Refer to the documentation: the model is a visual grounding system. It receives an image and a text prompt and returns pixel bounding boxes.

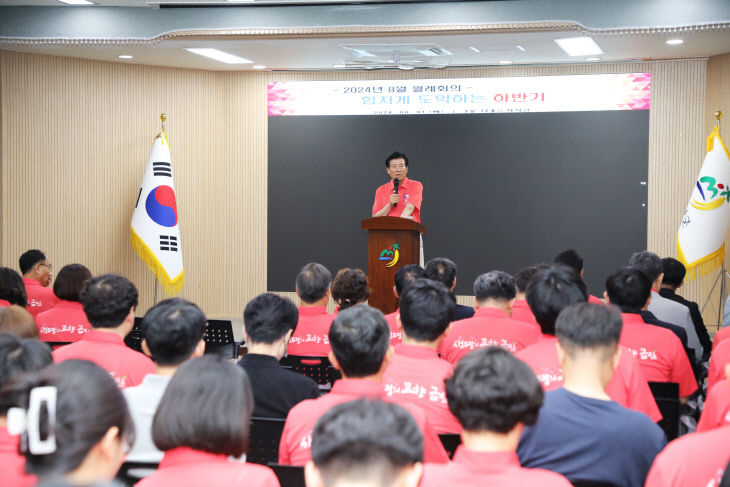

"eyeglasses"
[39,264,53,272]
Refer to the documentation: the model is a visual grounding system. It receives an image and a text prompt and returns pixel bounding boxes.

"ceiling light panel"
[554,37,604,56]
[185,48,252,64]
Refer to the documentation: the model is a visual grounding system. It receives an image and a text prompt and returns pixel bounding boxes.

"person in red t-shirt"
[421,347,571,487]
[0,267,28,308]
[36,264,93,343]
[330,268,370,313]
[306,398,424,487]
[18,249,58,317]
[53,274,154,388]
[372,151,423,222]
[440,271,540,364]
[511,265,547,329]
[708,339,730,392]
[384,264,426,346]
[287,262,334,357]
[697,379,730,432]
[383,279,462,434]
[0,305,38,339]
[553,249,605,304]
[279,304,449,466]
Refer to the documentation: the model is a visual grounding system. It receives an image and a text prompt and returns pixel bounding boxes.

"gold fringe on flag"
[678,239,725,281]
[130,226,185,296]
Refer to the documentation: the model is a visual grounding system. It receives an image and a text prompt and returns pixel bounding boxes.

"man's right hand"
[389,193,400,205]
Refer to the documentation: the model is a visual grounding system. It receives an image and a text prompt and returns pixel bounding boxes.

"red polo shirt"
[713,326,730,351]
[137,447,279,487]
[0,299,9,307]
[287,306,333,357]
[440,308,541,364]
[278,378,449,466]
[708,338,730,391]
[421,446,572,487]
[516,336,662,422]
[372,177,423,222]
[52,329,154,389]
[510,300,540,330]
[36,300,92,343]
[645,424,730,487]
[0,426,35,487]
[697,380,730,432]
[588,294,604,304]
[620,313,697,397]
[383,343,461,434]
[384,308,403,345]
[23,278,58,317]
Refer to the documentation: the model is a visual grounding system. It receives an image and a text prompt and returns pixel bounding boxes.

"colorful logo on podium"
[379,243,400,268]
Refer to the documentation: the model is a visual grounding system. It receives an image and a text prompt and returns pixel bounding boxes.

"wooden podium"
[361,216,427,314]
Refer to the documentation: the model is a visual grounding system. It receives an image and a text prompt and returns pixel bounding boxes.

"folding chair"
[204,319,239,359]
[648,381,681,441]
[123,317,144,353]
[248,416,287,465]
[438,433,461,459]
[280,355,340,388]
[269,464,306,487]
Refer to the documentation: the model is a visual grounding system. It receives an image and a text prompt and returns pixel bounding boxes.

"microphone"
[393,178,399,208]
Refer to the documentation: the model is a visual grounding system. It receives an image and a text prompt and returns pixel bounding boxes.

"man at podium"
[372,151,423,223]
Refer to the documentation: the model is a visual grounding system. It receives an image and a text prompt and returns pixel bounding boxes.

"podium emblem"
[379,243,400,268]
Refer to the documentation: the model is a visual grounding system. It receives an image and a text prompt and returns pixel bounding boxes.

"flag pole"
[151,113,167,306]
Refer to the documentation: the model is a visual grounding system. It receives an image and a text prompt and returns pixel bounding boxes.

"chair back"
[280,355,341,387]
[438,433,461,459]
[204,319,239,359]
[248,416,287,465]
[124,317,144,352]
[569,480,622,487]
[116,460,159,486]
[269,464,306,487]
[648,381,680,441]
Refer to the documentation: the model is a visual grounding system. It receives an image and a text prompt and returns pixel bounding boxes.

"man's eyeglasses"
[39,264,53,272]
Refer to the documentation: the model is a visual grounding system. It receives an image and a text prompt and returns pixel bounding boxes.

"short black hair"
[0,267,28,307]
[80,274,138,328]
[330,268,371,310]
[554,249,583,275]
[514,264,548,294]
[399,279,455,342]
[555,302,622,359]
[473,271,516,302]
[19,250,46,275]
[662,257,687,288]
[296,263,332,304]
[424,257,457,289]
[153,355,253,458]
[52,264,92,302]
[394,264,425,297]
[446,347,543,433]
[526,265,587,336]
[628,250,663,283]
[0,332,52,401]
[311,398,422,486]
[142,298,207,366]
[605,266,652,314]
[329,304,390,378]
[385,151,409,168]
[244,293,298,344]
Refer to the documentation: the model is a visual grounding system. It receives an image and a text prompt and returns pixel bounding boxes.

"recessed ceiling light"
[516,45,526,52]
[185,48,252,64]
[57,0,94,4]
[468,46,480,53]
[499,60,513,65]
[118,55,133,59]
[252,65,266,70]
[586,57,601,61]
[666,39,684,45]
[554,37,603,56]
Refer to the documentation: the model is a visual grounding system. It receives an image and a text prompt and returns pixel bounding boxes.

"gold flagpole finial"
[715,111,722,121]
[160,113,167,132]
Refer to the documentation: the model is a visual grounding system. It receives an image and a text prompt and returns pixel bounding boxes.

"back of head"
[514,264,548,294]
[555,303,622,360]
[52,264,92,302]
[445,347,543,433]
[0,267,28,307]
[554,249,583,276]
[296,263,332,304]
[526,265,587,336]
[19,250,46,276]
[399,279,455,342]
[0,332,52,403]
[605,266,652,314]
[0,305,38,339]
[628,250,663,283]
[330,268,371,310]
[311,398,422,487]
[473,271,516,303]
[329,304,390,378]
[80,274,138,328]
[4,360,133,479]
[142,298,207,366]
[424,257,457,289]
[394,265,426,296]
[662,257,687,288]
[244,293,298,344]
[152,355,253,458]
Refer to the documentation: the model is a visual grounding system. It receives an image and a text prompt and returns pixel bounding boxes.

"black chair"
[248,416,287,465]
[280,355,341,388]
[123,317,145,353]
[569,480,622,487]
[116,460,159,486]
[269,464,306,487]
[648,381,681,441]
[204,319,239,359]
[43,341,71,350]
[438,433,461,459]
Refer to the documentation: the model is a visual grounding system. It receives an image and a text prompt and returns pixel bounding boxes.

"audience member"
[139,355,279,487]
[553,249,603,304]
[279,304,448,466]
[714,323,730,351]
[330,268,370,312]
[0,267,28,307]
[707,339,730,391]
[3,359,134,486]
[239,293,319,418]
[0,305,38,339]
[440,271,540,364]
[511,265,545,327]
[425,257,474,321]
[696,378,730,432]
[36,264,92,343]
[288,263,333,357]
[517,303,666,486]
[123,298,207,464]
[605,267,697,399]
[306,399,423,487]
[421,347,571,487]
[53,274,154,388]
[19,250,58,317]
[516,265,661,421]
[384,264,425,345]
